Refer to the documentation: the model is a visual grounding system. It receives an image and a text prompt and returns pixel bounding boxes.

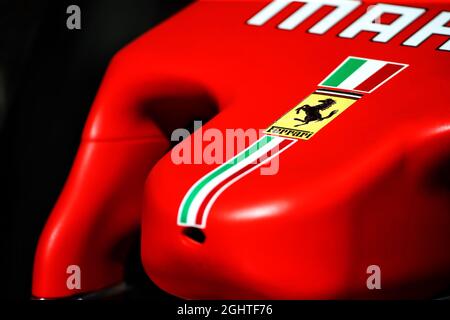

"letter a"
[66,265,81,290]
[66,5,81,30]
[366,265,381,290]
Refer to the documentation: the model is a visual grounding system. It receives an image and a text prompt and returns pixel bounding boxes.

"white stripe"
[315,90,360,99]
[200,139,296,228]
[179,136,285,226]
[338,59,386,90]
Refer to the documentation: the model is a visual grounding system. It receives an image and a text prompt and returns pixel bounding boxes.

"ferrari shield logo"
[265,91,359,140]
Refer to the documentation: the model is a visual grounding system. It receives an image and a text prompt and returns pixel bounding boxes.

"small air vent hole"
[183,227,206,244]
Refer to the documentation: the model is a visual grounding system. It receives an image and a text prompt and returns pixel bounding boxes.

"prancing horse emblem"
[294,98,338,126]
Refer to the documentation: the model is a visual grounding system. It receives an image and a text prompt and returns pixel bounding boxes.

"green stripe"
[179,135,273,223]
[322,58,367,87]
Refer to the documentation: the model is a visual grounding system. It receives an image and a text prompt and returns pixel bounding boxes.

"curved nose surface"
[141,111,450,299]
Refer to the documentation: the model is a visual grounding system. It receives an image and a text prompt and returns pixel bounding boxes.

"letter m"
[247,0,361,34]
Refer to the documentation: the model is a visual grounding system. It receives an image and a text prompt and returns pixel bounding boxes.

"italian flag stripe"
[321,57,366,87]
[321,57,407,93]
[178,135,296,228]
[194,138,294,226]
[354,63,405,92]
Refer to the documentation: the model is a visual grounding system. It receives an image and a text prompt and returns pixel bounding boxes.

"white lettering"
[403,11,450,51]
[248,0,360,34]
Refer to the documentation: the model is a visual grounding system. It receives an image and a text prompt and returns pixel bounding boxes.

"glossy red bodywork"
[33,0,450,299]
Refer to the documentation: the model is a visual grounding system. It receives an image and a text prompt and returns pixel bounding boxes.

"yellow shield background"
[265,93,357,140]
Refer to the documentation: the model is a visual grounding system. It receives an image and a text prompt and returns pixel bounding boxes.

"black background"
[0,0,192,300]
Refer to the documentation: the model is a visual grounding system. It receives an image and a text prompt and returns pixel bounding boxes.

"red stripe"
[354,63,404,92]
[195,162,256,225]
[195,139,292,226]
